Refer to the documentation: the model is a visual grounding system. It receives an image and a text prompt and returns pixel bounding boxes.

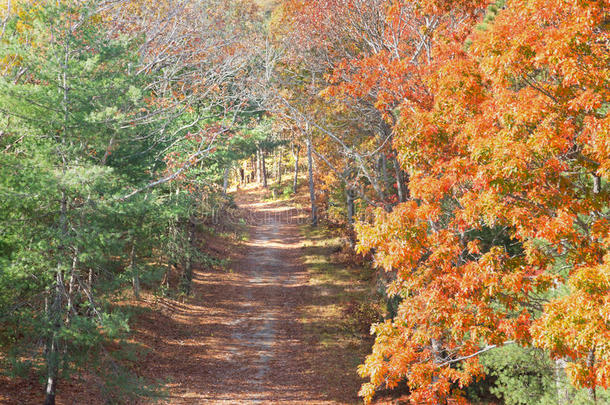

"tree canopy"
[1,0,608,403]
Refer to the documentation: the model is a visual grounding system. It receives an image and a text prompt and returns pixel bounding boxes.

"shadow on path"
[133,188,353,404]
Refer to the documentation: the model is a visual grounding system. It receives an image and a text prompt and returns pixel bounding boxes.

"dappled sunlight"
[122,187,349,404]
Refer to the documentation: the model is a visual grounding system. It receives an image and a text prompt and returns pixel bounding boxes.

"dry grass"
[298,224,383,405]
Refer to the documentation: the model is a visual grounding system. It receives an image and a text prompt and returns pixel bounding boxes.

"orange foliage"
[353,0,609,402]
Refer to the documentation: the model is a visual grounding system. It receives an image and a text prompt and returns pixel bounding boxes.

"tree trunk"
[346,188,355,224]
[262,151,268,188]
[181,220,194,295]
[307,138,317,226]
[45,32,74,404]
[44,269,63,405]
[393,157,408,203]
[587,348,597,403]
[162,260,171,293]
[430,338,445,404]
[129,240,140,300]
[293,144,300,194]
[43,364,58,405]
[45,188,68,405]
[376,153,387,205]
[44,279,62,404]
[223,167,229,195]
[277,147,282,186]
[381,153,388,192]
[555,358,573,404]
[65,250,78,323]
[250,155,256,183]
[66,257,76,316]
[256,148,261,184]
[593,174,601,194]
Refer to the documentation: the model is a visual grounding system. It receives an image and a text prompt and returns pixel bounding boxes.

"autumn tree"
[356,0,609,403]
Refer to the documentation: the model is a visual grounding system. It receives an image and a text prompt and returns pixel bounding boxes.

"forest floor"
[1,185,377,404]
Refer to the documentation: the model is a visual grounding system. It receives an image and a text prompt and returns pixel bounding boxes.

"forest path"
[135,187,342,404]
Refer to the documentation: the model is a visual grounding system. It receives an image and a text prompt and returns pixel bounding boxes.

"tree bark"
[43,364,58,405]
[162,260,172,293]
[44,268,63,405]
[376,154,386,202]
[256,148,262,184]
[587,348,597,403]
[277,146,282,186]
[430,338,445,404]
[381,153,388,192]
[129,240,140,299]
[46,33,72,401]
[223,167,229,195]
[181,220,194,295]
[65,249,78,323]
[45,188,68,405]
[307,137,317,226]
[293,144,300,194]
[262,150,268,188]
[555,358,573,405]
[346,187,355,224]
[250,155,256,183]
[393,157,408,203]
[593,174,601,194]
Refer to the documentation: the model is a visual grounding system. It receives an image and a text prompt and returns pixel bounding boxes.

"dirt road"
[133,189,352,404]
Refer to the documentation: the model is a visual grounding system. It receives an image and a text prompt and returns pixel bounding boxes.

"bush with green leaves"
[478,345,610,405]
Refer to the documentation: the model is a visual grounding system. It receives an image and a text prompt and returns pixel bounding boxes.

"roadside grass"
[299,224,383,404]
[257,176,308,206]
